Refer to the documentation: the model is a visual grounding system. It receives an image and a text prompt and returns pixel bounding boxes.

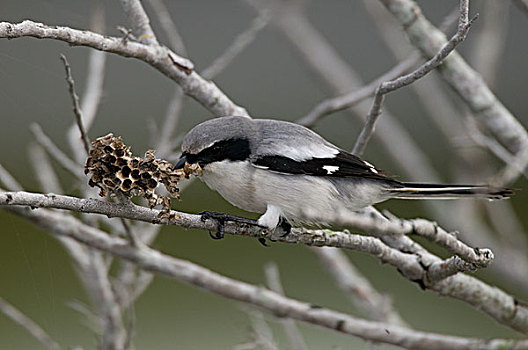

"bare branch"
[264,262,308,350]
[202,9,271,80]
[0,191,491,266]
[68,6,106,164]
[155,88,184,158]
[28,143,64,194]
[297,53,421,127]
[82,251,127,350]
[119,0,159,45]
[236,310,278,350]
[513,0,528,17]
[492,146,528,187]
[0,164,23,191]
[146,0,186,53]
[3,190,528,335]
[252,0,442,183]
[0,296,60,350]
[352,0,476,155]
[378,0,528,154]
[0,20,249,117]
[3,203,528,346]
[465,117,528,181]
[29,124,85,179]
[60,55,91,156]
[314,247,406,326]
[363,1,464,146]
[469,1,510,87]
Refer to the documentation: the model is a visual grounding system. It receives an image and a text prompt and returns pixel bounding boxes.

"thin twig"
[120,217,140,247]
[250,0,442,183]
[513,0,528,17]
[29,124,85,179]
[465,117,528,181]
[0,296,61,350]
[155,88,184,158]
[469,1,510,88]
[492,146,528,187]
[352,0,476,156]
[297,53,421,127]
[236,310,278,350]
[67,6,106,164]
[313,247,407,326]
[364,1,463,144]
[146,0,186,53]
[264,262,308,350]
[378,0,528,154]
[202,9,271,80]
[0,163,23,191]
[59,55,91,156]
[28,143,64,194]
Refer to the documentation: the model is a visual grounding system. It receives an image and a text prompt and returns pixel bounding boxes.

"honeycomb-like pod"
[85,133,201,216]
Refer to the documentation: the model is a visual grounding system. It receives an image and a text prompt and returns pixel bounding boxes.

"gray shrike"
[175,116,511,233]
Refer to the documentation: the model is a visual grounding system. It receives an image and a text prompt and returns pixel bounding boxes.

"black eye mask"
[187,138,251,167]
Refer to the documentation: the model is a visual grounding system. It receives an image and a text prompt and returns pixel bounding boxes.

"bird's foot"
[278,217,292,237]
[199,211,260,240]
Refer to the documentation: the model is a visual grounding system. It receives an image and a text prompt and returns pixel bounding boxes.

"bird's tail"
[388,183,513,200]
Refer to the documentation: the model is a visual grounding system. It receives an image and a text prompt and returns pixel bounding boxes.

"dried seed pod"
[85,133,200,216]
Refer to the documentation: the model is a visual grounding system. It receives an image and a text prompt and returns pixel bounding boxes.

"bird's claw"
[209,231,224,240]
[258,238,269,247]
[278,217,292,237]
[199,211,260,241]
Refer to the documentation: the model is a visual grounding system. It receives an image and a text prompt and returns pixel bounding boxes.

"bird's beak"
[175,154,188,169]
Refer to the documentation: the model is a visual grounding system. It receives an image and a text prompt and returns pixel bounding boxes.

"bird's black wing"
[252,150,391,180]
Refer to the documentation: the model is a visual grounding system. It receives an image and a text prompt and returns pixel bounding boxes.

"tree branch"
[251,0,442,184]
[2,190,528,334]
[314,247,407,326]
[59,54,91,156]
[67,6,106,164]
[119,0,159,45]
[0,20,248,117]
[352,0,475,155]
[0,190,491,267]
[29,123,85,179]
[3,202,528,348]
[297,53,421,127]
[202,9,271,80]
[378,0,528,154]
[0,296,60,350]
[264,262,308,350]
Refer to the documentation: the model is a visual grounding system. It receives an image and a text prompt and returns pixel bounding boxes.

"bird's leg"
[278,216,292,237]
[199,211,260,240]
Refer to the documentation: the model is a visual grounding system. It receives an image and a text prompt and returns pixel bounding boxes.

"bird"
[174,116,512,235]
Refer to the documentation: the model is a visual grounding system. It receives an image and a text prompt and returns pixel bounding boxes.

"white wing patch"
[272,145,339,161]
[363,160,378,174]
[252,164,269,170]
[322,165,340,174]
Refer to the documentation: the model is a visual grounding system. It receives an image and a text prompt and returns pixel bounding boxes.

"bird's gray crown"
[181,116,254,155]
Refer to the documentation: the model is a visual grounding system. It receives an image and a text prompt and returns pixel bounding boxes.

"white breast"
[200,161,266,213]
[200,161,393,226]
[200,160,342,223]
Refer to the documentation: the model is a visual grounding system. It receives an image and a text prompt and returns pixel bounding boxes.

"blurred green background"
[1,0,527,349]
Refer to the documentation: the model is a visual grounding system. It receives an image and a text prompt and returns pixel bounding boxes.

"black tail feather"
[389,183,513,200]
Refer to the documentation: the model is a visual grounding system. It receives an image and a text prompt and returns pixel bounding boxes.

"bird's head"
[175,116,254,170]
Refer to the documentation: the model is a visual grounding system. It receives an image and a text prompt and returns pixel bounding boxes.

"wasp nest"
[84,133,201,216]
